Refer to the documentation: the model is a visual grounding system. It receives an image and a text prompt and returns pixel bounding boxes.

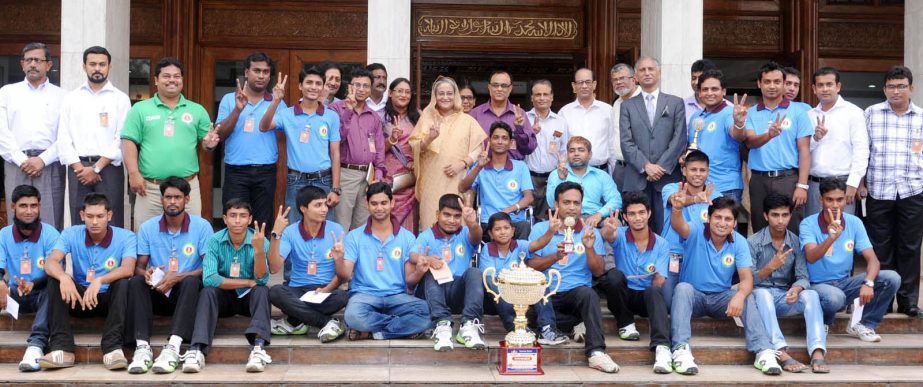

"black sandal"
[779,356,808,373]
[811,358,831,373]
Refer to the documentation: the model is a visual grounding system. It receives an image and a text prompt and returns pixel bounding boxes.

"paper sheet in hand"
[238,288,252,298]
[429,264,454,284]
[300,290,331,304]
[4,295,19,319]
[149,268,172,297]
[732,316,744,328]
[850,298,864,328]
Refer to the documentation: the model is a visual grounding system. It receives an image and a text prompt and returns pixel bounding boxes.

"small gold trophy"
[483,252,562,375]
[562,216,576,253]
[688,117,705,151]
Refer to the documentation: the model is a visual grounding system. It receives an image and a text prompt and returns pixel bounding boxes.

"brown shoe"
[38,350,75,369]
[348,329,372,341]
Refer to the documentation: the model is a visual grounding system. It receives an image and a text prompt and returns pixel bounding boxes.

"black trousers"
[67,161,125,228]
[597,269,670,350]
[126,275,202,343]
[269,284,348,328]
[549,286,606,357]
[47,277,128,353]
[190,286,271,355]
[223,164,277,227]
[642,185,666,234]
[867,193,923,308]
[749,173,803,233]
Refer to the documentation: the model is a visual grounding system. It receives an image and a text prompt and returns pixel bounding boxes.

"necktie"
[645,94,656,126]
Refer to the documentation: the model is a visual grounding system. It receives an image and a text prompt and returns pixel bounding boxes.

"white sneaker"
[671,344,698,375]
[181,349,205,373]
[103,349,128,370]
[456,319,487,350]
[846,322,881,342]
[754,349,782,375]
[588,351,619,373]
[572,322,586,343]
[152,345,181,374]
[270,317,308,335]
[653,345,673,374]
[618,323,640,341]
[245,347,272,373]
[318,318,345,343]
[432,320,454,351]
[18,345,43,372]
[128,345,153,374]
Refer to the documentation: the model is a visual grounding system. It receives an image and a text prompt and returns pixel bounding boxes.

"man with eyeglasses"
[470,69,537,160]
[610,63,641,191]
[0,42,66,230]
[560,68,615,174]
[863,66,923,317]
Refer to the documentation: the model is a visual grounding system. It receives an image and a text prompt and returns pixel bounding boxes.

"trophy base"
[497,341,544,375]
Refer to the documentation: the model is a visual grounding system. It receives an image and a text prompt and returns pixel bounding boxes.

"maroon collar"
[294,101,326,116]
[159,213,191,233]
[487,240,519,257]
[431,224,461,239]
[625,228,656,252]
[817,212,846,233]
[300,220,328,241]
[84,226,114,248]
[492,157,513,171]
[363,215,401,236]
[262,92,273,101]
[703,223,733,243]
[756,98,791,111]
[704,100,729,113]
[12,222,42,243]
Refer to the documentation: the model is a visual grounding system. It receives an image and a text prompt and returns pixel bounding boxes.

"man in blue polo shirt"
[40,193,135,370]
[739,61,813,233]
[599,192,672,374]
[268,186,348,343]
[546,136,621,229]
[669,195,780,376]
[528,182,619,373]
[459,121,534,240]
[335,182,430,340]
[126,177,212,374]
[0,185,60,372]
[214,52,284,227]
[414,193,484,351]
[801,178,900,343]
[687,70,745,202]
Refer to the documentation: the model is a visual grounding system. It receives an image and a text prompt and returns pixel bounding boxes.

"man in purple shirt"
[329,68,386,230]
[469,70,537,160]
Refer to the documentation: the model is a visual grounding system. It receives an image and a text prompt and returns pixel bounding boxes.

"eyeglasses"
[885,84,910,91]
[489,83,512,90]
[21,58,48,64]
[351,83,371,90]
[573,80,594,87]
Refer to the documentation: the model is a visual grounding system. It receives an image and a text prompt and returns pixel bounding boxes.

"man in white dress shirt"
[610,63,642,191]
[526,79,569,221]
[559,68,614,173]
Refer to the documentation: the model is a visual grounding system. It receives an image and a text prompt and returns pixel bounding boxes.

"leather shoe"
[898,306,920,317]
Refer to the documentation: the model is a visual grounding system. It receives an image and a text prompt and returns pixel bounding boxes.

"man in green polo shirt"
[121,57,220,228]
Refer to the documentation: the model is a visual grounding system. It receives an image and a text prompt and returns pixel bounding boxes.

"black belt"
[79,156,102,163]
[752,169,797,178]
[342,163,369,172]
[146,174,196,185]
[809,175,848,183]
[614,160,627,167]
[288,168,332,179]
[593,162,609,171]
[530,170,551,178]
[24,149,44,157]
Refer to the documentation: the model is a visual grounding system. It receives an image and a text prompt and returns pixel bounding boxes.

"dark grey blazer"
[619,91,687,192]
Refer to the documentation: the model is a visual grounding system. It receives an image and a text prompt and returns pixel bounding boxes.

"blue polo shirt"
[528,220,605,292]
[746,99,813,171]
[611,227,669,291]
[679,221,752,293]
[344,218,416,296]
[688,103,743,192]
[54,226,136,293]
[137,213,211,273]
[469,159,533,223]
[414,225,477,277]
[216,92,286,165]
[280,220,345,288]
[661,182,722,255]
[0,223,59,287]
[546,165,621,217]
[479,240,531,273]
[274,103,341,173]
[799,213,872,284]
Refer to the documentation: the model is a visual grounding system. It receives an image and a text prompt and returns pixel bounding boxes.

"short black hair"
[155,57,184,77]
[490,68,512,81]
[244,51,273,70]
[554,181,583,203]
[697,69,725,90]
[782,66,801,80]
[223,198,252,215]
[350,68,373,83]
[758,61,785,82]
[82,193,111,211]
[819,177,847,196]
[684,149,710,166]
[366,63,387,74]
[621,191,651,213]
[486,211,512,232]
[885,66,913,86]
[707,197,738,220]
[813,66,840,84]
[691,59,717,74]
[82,46,111,64]
[299,65,324,84]
[296,185,328,211]
[384,77,420,125]
[366,181,393,201]
[574,67,596,81]
[762,193,793,214]
[159,176,191,196]
[11,184,40,204]
[489,121,513,138]
[438,194,463,212]
[22,42,50,60]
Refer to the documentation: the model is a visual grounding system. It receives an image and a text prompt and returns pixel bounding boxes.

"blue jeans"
[11,287,48,348]
[283,173,332,285]
[721,189,743,205]
[344,292,431,339]
[662,253,683,308]
[423,267,484,324]
[752,287,826,356]
[485,280,557,332]
[812,270,900,329]
[670,282,771,353]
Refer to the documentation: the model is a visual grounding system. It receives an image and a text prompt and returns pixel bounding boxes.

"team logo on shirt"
[455,244,465,257]
[104,257,117,270]
[506,180,519,191]
[390,247,403,260]
[325,248,334,260]
[700,208,708,222]
[574,243,586,255]
[844,240,855,252]
[36,256,45,269]
[780,118,792,130]
[706,121,717,132]
[181,112,193,124]
[721,253,735,267]
[319,125,329,139]
[182,243,196,257]
[645,263,656,273]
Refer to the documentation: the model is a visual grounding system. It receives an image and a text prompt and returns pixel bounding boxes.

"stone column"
[907,1,923,105]
[367,0,411,80]
[640,0,703,98]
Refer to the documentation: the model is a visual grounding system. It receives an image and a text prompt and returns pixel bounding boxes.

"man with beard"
[214,52,285,227]
[0,185,61,371]
[610,63,641,190]
[0,42,66,230]
[57,46,131,228]
[366,63,388,112]
[546,136,621,229]
[126,177,213,374]
[470,69,537,160]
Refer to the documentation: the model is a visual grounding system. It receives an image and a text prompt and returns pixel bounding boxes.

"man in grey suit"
[619,56,687,234]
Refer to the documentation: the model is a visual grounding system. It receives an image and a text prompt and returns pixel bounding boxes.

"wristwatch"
[92,163,102,174]
[270,231,282,240]
[796,183,809,191]
[863,279,875,288]
[331,187,342,195]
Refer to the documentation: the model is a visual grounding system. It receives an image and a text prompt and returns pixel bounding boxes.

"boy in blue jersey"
[528,182,619,373]
[40,193,136,370]
[599,192,672,374]
[413,194,485,351]
[459,121,534,240]
[801,178,900,343]
[335,182,430,340]
[126,177,212,374]
[687,70,744,202]
[268,186,348,342]
[0,185,60,371]
[181,199,278,374]
[669,195,781,376]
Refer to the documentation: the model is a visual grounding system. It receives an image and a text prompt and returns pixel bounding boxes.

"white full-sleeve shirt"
[57,81,132,166]
[0,78,64,166]
[807,95,869,188]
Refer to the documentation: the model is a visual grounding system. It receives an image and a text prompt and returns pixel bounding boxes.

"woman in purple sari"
[382,78,420,232]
